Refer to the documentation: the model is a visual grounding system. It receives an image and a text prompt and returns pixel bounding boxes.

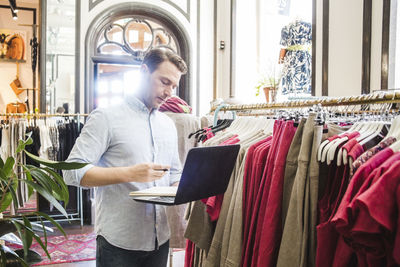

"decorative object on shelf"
[0,33,9,58]
[0,134,88,266]
[10,62,24,96]
[0,29,26,60]
[6,34,24,60]
[6,102,27,113]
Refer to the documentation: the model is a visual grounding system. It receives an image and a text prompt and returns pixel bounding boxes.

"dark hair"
[142,47,188,74]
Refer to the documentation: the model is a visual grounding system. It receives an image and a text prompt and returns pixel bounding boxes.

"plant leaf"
[0,158,4,169]
[0,169,8,183]
[38,217,47,247]
[24,170,34,198]
[24,150,88,170]
[13,220,51,260]
[22,217,33,250]
[30,230,51,260]
[43,168,69,206]
[34,211,67,237]
[8,180,19,213]
[3,157,15,177]
[0,244,28,267]
[22,180,68,218]
[11,220,27,258]
[16,140,26,154]
[0,248,6,267]
[29,167,63,200]
[0,191,13,213]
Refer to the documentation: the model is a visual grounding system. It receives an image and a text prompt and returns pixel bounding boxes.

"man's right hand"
[80,163,171,187]
[127,163,171,183]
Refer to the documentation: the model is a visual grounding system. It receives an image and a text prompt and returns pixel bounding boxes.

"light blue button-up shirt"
[63,95,182,251]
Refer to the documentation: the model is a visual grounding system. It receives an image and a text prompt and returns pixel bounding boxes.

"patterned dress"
[280,20,312,94]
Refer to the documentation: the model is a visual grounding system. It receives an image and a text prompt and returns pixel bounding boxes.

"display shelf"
[0,58,26,63]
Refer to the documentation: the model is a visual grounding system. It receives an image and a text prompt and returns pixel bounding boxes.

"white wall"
[371,0,383,92]
[328,0,363,97]
[215,0,231,100]
[314,0,323,96]
[0,0,39,112]
[197,0,215,115]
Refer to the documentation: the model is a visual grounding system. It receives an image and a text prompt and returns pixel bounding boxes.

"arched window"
[96,18,178,62]
[84,3,191,112]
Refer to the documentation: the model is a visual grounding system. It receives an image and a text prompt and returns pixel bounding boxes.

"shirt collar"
[126,94,156,114]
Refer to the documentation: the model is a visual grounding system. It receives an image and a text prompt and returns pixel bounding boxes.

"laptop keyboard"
[150,196,176,202]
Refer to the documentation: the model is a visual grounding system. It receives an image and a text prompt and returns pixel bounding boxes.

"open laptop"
[130,144,240,205]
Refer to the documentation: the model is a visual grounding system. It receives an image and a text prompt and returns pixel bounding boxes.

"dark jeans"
[96,235,169,267]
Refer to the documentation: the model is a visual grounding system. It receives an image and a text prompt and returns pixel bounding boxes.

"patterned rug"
[7,232,96,266]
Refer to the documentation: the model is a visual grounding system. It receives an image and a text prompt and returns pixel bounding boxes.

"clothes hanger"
[323,108,365,164]
[382,115,400,140]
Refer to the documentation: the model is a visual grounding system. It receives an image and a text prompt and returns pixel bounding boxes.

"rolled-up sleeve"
[169,126,182,186]
[63,109,110,187]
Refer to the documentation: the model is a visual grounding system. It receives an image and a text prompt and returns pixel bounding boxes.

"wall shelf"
[0,58,26,63]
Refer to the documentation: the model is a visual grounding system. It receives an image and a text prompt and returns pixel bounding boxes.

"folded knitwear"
[159,96,192,114]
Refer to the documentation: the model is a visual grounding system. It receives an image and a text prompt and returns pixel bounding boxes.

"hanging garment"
[165,112,200,249]
[255,120,297,267]
[280,20,312,95]
[277,114,316,267]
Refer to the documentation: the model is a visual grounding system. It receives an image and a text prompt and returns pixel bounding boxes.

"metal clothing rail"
[0,113,89,117]
[210,92,400,112]
[4,113,88,226]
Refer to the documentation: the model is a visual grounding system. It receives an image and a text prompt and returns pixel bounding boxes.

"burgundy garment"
[159,96,192,113]
[343,131,361,140]
[185,240,195,267]
[242,137,272,244]
[247,121,285,266]
[332,147,395,232]
[328,135,341,141]
[242,121,284,267]
[346,153,400,240]
[249,141,274,212]
[394,185,400,264]
[249,138,274,211]
[355,160,400,232]
[242,139,272,251]
[328,148,395,267]
[201,195,224,222]
[316,138,362,267]
[318,163,341,224]
[348,143,364,161]
[342,138,358,154]
[316,162,348,267]
[204,129,215,142]
[255,120,297,267]
[351,137,397,176]
[351,161,400,265]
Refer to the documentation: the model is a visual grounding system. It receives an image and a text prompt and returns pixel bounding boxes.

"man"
[63,48,187,267]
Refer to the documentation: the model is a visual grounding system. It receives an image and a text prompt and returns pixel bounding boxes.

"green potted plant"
[0,134,87,267]
[255,75,281,103]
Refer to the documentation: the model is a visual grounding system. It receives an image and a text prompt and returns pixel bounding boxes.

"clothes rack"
[210,92,400,113]
[2,113,88,226]
[183,92,400,267]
